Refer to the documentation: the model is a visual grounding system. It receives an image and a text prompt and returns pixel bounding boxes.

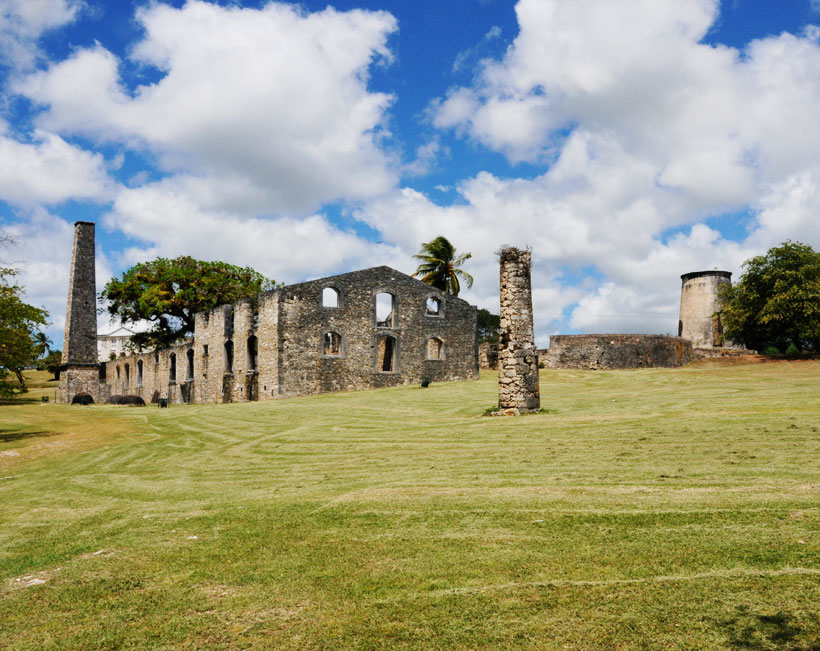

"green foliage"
[0,260,49,397]
[38,350,63,380]
[784,343,800,356]
[412,235,473,296]
[476,308,500,343]
[763,346,780,356]
[101,256,276,350]
[720,241,820,352]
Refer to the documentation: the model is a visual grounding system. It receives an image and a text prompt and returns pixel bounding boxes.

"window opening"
[225,340,234,374]
[426,297,441,316]
[137,359,143,386]
[376,335,396,372]
[169,353,177,383]
[427,337,443,360]
[203,344,209,357]
[186,349,194,380]
[323,332,342,357]
[116,365,121,380]
[322,287,340,308]
[247,335,258,371]
[154,351,159,364]
[99,364,106,382]
[124,364,129,388]
[376,293,395,327]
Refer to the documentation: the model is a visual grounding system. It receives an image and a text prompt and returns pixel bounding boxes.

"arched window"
[169,353,177,383]
[136,359,143,386]
[426,296,441,316]
[375,292,395,327]
[376,334,397,372]
[322,287,340,308]
[186,349,194,381]
[247,335,258,371]
[124,363,130,388]
[323,332,342,357]
[224,340,234,374]
[427,337,444,360]
[116,365,121,380]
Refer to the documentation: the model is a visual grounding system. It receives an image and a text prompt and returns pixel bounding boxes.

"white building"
[97,326,138,361]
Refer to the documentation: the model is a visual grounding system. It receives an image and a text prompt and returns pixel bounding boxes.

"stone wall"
[545,334,693,369]
[99,266,478,403]
[497,247,540,413]
[478,342,498,369]
[679,270,731,348]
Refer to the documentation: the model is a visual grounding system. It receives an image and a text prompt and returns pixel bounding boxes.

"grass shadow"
[0,427,51,444]
[720,605,820,650]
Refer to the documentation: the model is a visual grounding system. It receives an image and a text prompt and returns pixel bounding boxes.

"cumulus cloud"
[18,1,399,214]
[104,180,409,286]
[417,0,820,337]
[0,0,80,71]
[0,121,113,205]
[1,211,115,344]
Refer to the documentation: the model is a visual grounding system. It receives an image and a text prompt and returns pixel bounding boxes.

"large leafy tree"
[720,241,820,352]
[412,236,474,296]
[477,308,501,343]
[1,243,49,396]
[101,256,276,350]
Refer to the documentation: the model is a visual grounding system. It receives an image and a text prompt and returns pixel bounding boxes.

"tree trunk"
[14,369,26,388]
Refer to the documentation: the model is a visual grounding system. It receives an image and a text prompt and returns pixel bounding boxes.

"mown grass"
[1,361,819,649]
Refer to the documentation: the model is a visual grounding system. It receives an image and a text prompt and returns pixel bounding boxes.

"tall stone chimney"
[59,221,100,403]
[497,247,540,414]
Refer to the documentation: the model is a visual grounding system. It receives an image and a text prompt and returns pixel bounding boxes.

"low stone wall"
[545,334,693,370]
[692,346,757,359]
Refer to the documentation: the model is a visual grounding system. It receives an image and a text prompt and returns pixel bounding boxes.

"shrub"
[784,343,800,356]
[763,346,780,356]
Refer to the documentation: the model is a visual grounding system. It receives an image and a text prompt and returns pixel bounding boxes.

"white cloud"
[18,1,399,214]
[104,180,408,286]
[1,212,115,346]
[0,0,80,70]
[0,121,113,205]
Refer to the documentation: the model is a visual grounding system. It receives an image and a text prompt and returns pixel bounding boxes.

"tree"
[1,251,49,396]
[412,236,473,296]
[720,241,820,353]
[477,308,500,343]
[101,256,277,350]
[38,350,63,381]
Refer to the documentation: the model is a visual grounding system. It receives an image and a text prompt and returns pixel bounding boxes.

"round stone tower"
[678,270,731,348]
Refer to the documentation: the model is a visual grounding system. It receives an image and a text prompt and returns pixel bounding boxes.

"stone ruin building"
[496,247,540,414]
[58,222,479,404]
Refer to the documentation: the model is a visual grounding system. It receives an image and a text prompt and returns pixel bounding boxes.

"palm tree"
[412,236,474,296]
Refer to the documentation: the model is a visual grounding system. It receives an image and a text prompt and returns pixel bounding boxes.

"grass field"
[1,362,819,649]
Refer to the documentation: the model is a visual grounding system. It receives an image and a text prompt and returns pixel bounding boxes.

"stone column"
[59,221,100,403]
[497,247,540,414]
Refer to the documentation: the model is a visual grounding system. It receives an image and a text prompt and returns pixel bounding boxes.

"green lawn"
[2,361,819,649]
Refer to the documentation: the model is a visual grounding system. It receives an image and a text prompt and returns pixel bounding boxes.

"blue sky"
[2,0,820,348]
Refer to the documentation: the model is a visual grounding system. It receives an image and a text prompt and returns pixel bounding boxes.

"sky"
[1,0,820,348]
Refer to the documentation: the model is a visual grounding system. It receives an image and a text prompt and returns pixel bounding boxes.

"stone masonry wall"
[104,340,194,404]
[546,334,693,370]
[273,266,478,398]
[498,247,540,413]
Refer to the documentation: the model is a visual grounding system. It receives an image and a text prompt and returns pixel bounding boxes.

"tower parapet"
[59,221,100,403]
[497,247,540,414]
[678,270,731,348]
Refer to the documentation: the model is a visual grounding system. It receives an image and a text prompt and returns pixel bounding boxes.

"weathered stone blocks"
[497,247,540,414]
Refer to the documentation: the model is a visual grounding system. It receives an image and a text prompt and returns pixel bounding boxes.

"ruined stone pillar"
[679,270,732,348]
[59,221,100,403]
[498,247,540,414]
